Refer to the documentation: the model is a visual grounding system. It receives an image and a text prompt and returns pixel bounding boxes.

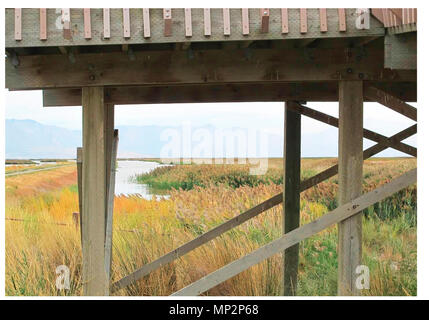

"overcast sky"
[5,89,417,157]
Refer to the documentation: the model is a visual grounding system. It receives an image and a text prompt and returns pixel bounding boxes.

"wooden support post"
[77,147,83,245]
[82,87,108,296]
[283,102,301,296]
[338,81,363,296]
[104,104,115,283]
[105,129,118,282]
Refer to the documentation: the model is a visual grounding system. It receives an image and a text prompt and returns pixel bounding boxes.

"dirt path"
[5,164,72,177]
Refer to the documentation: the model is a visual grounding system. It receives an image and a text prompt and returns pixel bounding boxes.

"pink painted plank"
[300,9,307,34]
[261,8,269,33]
[338,8,346,31]
[123,8,130,38]
[242,8,249,35]
[281,9,288,34]
[204,9,211,36]
[163,9,172,36]
[15,8,22,41]
[84,9,91,39]
[184,8,192,37]
[319,8,327,32]
[103,9,110,39]
[143,9,150,38]
[40,9,47,40]
[223,8,230,36]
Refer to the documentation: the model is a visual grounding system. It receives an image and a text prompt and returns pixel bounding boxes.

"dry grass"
[5,158,417,296]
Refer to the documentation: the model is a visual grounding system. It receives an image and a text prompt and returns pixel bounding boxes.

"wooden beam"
[42,82,417,106]
[287,102,416,157]
[281,9,289,34]
[103,9,110,39]
[163,9,172,37]
[241,9,249,35]
[8,46,415,90]
[364,85,417,121]
[105,129,118,286]
[39,9,47,40]
[283,103,301,295]
[83,9,92,39]
[82,86,108,296]
[223,9,230,36]
[338,9,347,31]
[184,9,192,37]
[300,9,307,34]
[319,9,327,32]
[203,9,211,36]
[62,9,71,40]
[142,9,150,38]
[77,147,83,245]
[123,9,130,38]
[111,123,416,293]
[338,81,363,296]
[172,169,417,296]
[15,9,22,41]
[261,9,269,33]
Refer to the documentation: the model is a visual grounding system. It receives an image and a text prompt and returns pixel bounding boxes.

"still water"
[115,160,169,199]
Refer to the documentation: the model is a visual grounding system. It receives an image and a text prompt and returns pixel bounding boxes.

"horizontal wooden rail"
[172,168,417,295]
[287,102,417,157]
[111,124,416,292]
[364,85,417,121]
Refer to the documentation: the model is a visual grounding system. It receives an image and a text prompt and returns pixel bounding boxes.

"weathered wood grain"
[338,81,363,296]
[82,86,108,296]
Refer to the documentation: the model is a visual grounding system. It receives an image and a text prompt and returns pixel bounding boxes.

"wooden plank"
[223,9,230,36]
[84,9,92,39]
[172,169,417,296]
[283,103,301,296]
[9,46,413,90]
[39,9,47,40]
[287,102,416,157]
[364,85,417,121]
[103,9,110,39]
[203,9,211,36]
[123,8,130,38]
[281,9,288,34]
[163,9,172,37]
[62,9,71,40]
[41,82,417,106]
[384,32,416,70]
[82,86,108,296]
[142,9,150,38]
[338,81,363,296]
[300,9,307,34]
[15,9,22,41]
[319,9,327,32]
[241,9,249,35]
[338,8,347,31]
[261,8,269,33]
[111,123,416,292]
[105,129,118,285]
[77,147,83,245]
[184,8,192,37]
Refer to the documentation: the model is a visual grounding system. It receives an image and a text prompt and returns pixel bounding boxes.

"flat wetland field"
[5,157,417,296]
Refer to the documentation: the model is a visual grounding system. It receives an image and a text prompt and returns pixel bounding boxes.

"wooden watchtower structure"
[5,8,417,296]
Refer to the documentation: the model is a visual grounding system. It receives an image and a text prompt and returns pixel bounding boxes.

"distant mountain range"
[5,119,410,159]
